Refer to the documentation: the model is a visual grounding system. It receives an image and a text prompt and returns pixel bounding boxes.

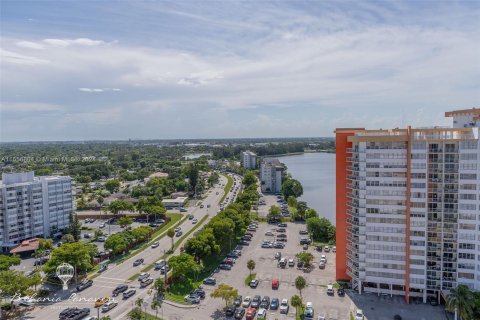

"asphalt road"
[27,173,240,320]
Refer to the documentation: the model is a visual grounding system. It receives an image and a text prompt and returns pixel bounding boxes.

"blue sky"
[1,0,479,141]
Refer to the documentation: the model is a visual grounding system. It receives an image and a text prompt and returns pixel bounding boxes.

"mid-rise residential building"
[241,151,257,169]
[0,172,73,252]
[260,158,284,193]
[335,108,480,304]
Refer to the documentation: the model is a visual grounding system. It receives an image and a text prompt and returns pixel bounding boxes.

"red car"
[272,279,279,289]
[245,308,257,320]
[224,258,235,266]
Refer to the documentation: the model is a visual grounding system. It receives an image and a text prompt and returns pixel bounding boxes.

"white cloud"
[0,49,50,65]
[78,87,121,92]
[177,71,224,86]
[16,41,44,50]
[43,38,106,47]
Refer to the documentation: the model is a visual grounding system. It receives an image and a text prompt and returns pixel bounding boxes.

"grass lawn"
[244,273,256,286]
[219,174,233,204]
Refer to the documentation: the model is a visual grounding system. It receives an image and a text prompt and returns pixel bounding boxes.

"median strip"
[219,174,233,204]
[128,214,210,281]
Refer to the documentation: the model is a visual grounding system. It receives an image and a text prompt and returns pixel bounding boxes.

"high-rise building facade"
[336,108,480,303]
[241,151,257,169]
[0,172,73,252]
[260,159,284,193]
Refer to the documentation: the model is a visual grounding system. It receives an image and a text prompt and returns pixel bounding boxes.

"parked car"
[234,295,242,307]
[288,258,295,267]
[257,308,267,319]
[280,299,289,314]
[219,263,232,270]
[270,297,279,310]
[337,288,345,297]
[249,279,259,288]
[176,231,183,237]
[251,295,261,308]
[175,227,181,232]
[226,305,236,316]
[224,258,235,265]
[192,219,198,224]
[123,288,136,299]
[242,296,252,308]
[303,244,309,250]
[304,302,314,319]
[133,258,144,266]
[355,309,365,320]
[275,252,282,260]
[76,279,93,292]
[245,308,257,320]
[97,236,106,242]
[190,288,205,299]
[327,284,334,295]
[203,277,216,285]
[272,279,279,289]
[299,230,308,235]
[428,296,439,306]
[319,261,326,269]
[151,241,159,248]
[184,294,200,304]
[112,284,128,297]
[260,296,270,309]
[234,307,245,319]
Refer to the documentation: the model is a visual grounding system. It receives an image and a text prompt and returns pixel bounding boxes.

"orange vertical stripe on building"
[335,129,361,281]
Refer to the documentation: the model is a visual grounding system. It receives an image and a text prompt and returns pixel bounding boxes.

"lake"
[275,152,336,224]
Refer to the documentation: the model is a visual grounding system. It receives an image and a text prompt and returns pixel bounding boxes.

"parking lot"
[194,221,445,320]
[256,194,288,218]
[198,221,343,319]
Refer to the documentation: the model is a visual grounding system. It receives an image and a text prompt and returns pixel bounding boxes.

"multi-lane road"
[28,173,241,320]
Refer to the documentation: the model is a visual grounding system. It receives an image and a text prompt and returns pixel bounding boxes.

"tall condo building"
[260,159,284,193]
[241,151,258,169]
[335,108,480,304]
[0,172,73,252]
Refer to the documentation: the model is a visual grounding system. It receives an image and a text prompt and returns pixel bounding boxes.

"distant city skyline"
[1,1,479,141]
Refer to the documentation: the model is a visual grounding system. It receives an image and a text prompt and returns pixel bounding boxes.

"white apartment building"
[241,151,257,169]
[0,172,73,252]
[335,108,480,304]
[260,159,284,193]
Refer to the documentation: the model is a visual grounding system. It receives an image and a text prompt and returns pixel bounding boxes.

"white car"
[242,296,251,308]
[304,302,314,319]
[192,219,198,224]
[151,241,159,248]
[355,309,364,320]
[257,308,267,318]
[288,258,295,267]
[280,299,289,314]
[101,300,118,312]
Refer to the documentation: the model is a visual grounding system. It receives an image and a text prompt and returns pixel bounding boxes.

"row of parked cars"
[226,295,290,319]
[58,307,91,320]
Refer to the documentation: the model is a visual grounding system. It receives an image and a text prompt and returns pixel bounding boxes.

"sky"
[1,0,479,141]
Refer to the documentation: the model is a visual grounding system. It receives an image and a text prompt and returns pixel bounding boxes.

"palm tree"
[135,297,144,309]
[151,300,161,319]
[247,259,255,277]
[295,276,306,297]
[291,294,302,318]
[447,284,474,320]
[167,228,175,252]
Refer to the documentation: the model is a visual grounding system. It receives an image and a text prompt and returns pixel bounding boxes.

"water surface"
[275,152,336,224]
